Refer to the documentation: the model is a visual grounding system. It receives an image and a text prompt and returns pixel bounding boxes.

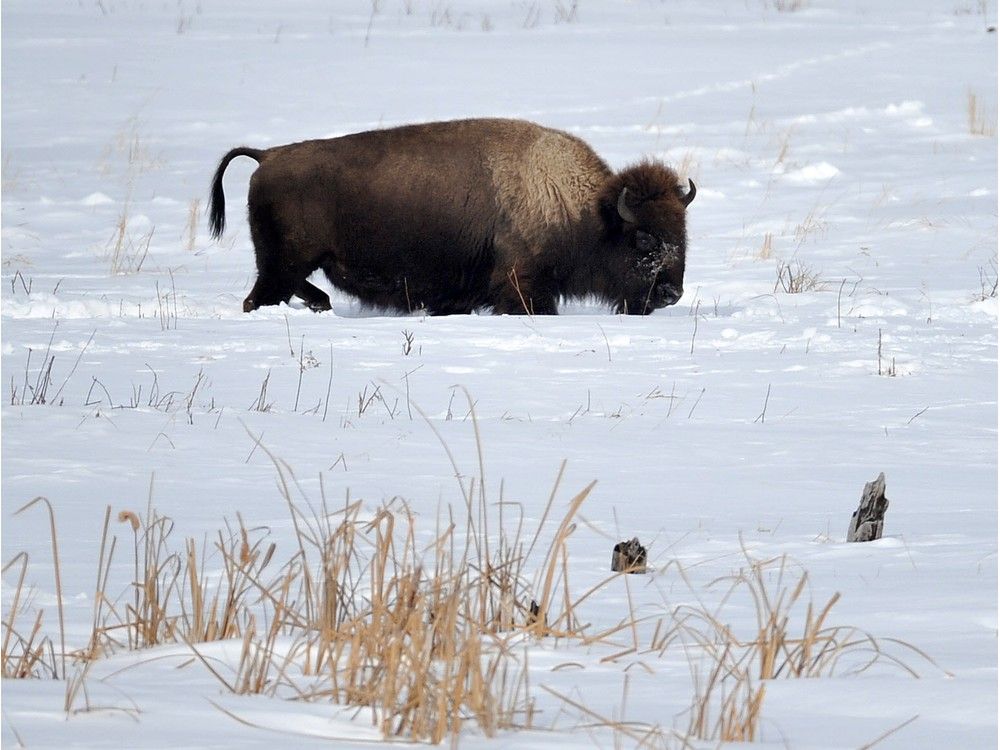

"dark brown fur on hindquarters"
[208,118,696,315]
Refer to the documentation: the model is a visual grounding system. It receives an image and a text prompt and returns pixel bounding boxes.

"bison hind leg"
[243,276,330,313]
[243,274,294,312]
[244,209,331,312]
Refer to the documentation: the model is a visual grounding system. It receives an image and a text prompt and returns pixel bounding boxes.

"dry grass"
[639,543,942,742]
[167,439,592,740]
[757,232,775,260]
[686,654,766,742]
[978,254,998,300]
[2,552,60,679]
[97,115,161,178]
[9,329,95,408]
[792,205,829,246]
[7,409,593,741]
[772,125,795,167]
[774,258,826,293]
[99,116,161,274]
[2,151,20,192]
[11,348,55,406]
[530,540,938,745]
[4,421,939,745]
[877,328,898,377]
[184,199,200,251]
[768,0,807,10]
[107,196,154,275]
[650,547,933,680]
[11,498,67,678]
[967,89,997,137]
[672,150,700,187]
[248,370,274,412]
[554,0,579,24]
[155,274,179,331]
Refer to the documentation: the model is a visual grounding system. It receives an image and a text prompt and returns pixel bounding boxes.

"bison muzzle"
[208,118,695,316]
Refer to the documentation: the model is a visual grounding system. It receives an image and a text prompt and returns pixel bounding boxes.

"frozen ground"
[1,1,997,748]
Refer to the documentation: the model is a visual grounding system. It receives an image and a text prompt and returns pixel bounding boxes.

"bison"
[208,118,695,315]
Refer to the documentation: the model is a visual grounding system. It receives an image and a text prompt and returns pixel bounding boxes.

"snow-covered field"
[2,1,997,747]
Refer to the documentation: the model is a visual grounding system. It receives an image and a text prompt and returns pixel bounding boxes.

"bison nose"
[660,284,683,306]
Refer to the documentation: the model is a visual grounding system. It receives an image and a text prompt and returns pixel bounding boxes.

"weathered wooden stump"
[847,472,889,542]
[611,537,647,573]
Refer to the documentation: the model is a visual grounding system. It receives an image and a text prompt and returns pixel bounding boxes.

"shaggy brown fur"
[209,118,695,315]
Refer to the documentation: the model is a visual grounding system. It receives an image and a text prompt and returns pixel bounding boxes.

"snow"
[2,1,997,748]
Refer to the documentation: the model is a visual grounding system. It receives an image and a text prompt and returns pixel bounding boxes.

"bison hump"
[486,128,610,241]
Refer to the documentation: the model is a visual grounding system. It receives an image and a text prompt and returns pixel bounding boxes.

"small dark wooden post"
[611,537,647,573]
[847,472,889,542]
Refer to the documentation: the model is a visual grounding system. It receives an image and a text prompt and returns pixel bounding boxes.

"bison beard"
[208,118,695,316]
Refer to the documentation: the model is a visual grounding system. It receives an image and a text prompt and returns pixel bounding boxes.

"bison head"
[598,163,695,315]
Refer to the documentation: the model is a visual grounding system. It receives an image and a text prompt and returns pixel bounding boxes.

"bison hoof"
[306,299,332,313]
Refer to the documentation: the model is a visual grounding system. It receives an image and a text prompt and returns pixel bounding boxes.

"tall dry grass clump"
[233,439,593,741]
[655,545,935,682]
[637,542,943,743]
[289,501,536,740]
[9,420,592,743]
[686,654,766,743]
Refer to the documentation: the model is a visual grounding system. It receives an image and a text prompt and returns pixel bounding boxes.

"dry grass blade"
[80,506,117,661]
[530,480,595,636]
[540,683,675,746]
[2,552,59,679]
[967,89,997,137]
[14,497,66,678]
[858,713,920,749]
[206,698,416,744]
[183,636,237,692]
[2,552,31,675]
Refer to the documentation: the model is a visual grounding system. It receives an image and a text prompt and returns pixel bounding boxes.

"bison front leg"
[489,264,558,315]
[296,280,332,312]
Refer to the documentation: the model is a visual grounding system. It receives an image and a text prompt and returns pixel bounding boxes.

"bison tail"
[208,147,265,239]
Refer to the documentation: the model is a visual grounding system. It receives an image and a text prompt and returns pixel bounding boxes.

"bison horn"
[680,178,697,207]
[617,188,638,224]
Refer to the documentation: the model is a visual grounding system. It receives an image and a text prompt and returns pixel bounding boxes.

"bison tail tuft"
[208,147,264,239]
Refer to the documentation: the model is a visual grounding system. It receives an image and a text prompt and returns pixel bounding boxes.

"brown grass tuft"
[774,258,826,294]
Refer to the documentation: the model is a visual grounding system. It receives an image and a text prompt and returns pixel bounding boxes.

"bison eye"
[635,231,658,253]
